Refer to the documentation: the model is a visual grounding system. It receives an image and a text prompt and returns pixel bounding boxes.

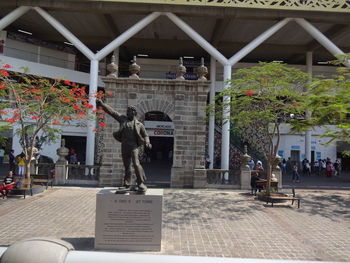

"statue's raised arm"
[96,98,122,123]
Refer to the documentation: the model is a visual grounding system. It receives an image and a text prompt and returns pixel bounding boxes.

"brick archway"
[137,99,175,121]
[99,77,209,188]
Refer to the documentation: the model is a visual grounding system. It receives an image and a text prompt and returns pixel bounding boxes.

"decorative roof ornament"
[241,144,251,169]
[197,57,208,81]
[176,57,186,80]
[106,55,118,78]
[129,56,140,79]
[56,138,69,164]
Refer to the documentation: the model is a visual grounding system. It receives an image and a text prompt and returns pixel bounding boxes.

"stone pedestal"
[193,169,207,188]
[240,167,251,190]
[55,162,67,185]
[273,169,283,190]
[95,189,163,251]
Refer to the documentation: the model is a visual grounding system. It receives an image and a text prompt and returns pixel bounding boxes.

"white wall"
[274,125,338,162]
[0,54,104,87]
[276,134,337,162]
[12,122,87,162]
[4,38,75,69]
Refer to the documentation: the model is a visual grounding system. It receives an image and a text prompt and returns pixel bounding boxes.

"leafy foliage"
[212,62,309,194]
[291,55,350,145]
[0,63,104,177]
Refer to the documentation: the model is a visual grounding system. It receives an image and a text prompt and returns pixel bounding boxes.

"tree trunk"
[266,161,272,196]
[25,160,31,179]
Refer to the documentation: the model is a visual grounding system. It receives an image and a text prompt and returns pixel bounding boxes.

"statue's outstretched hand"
[145,143,152,150]
[96,98,102,107]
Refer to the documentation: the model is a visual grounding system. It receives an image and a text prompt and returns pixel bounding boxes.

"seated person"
[270,173,278,192]
[271,173,278,182]
[251,172,263,195]
[0,171,17,199]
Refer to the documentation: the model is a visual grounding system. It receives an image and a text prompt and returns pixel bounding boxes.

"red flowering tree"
[0,64,101,179]
[213,62,308,195]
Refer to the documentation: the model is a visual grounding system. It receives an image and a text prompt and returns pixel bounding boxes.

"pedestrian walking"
[0,147,4,165]
[16,152,25,178]
[292,163,300,183]
[8,150,15,173]
[326,162,334,177]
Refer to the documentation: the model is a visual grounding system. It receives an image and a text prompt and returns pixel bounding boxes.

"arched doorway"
[143,111,173,187]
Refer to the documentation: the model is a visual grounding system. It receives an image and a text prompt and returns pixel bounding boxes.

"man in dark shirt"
[9,150,15,173]
[251,172,262,195]
[97,99,151,193]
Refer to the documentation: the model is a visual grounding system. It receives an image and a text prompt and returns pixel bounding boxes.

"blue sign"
[316,152,321,160]
[311,146,316,150]
[165,72,198,80]
[278,150,284,157]
[291,145,300,150]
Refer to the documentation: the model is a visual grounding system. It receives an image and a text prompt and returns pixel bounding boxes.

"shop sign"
[144,121,174,129]
[147,129,174,137]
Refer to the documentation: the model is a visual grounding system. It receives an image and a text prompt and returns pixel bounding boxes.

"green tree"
[213,62,309,194]
[0,64,100,179]
[291,55,350,146]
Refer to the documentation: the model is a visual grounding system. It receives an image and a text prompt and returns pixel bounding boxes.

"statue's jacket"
[112,116,149,147]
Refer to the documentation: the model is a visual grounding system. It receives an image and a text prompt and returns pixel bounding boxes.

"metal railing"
[34,162,55,175]
[67,164,100,181]
[206,169,240,186]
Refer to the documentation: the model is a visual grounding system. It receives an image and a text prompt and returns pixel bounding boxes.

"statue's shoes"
[137,183,147,193]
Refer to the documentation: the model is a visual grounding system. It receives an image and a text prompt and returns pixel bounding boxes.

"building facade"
[0,0,349,186]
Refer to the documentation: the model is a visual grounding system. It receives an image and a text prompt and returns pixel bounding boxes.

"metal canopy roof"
[0,1,349,66]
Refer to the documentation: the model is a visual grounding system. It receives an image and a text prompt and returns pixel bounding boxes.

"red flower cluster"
[0,70,9,77]
[245,90,255,97]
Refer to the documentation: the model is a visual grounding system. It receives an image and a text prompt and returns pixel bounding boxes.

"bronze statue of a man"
[97,99,151,192]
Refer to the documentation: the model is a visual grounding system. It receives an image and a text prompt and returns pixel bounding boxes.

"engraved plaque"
[95,189,163,251]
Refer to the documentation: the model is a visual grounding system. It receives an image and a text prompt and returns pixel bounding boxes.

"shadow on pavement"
[62,237,94,251]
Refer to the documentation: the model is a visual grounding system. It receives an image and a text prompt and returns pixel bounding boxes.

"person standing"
[205,154,210,169]
[16,152,25,178]
[248,158,255,170]
[0,147,4,165]
[8,150,15,173]
[333,159,341,176]
[305,160,311,176]
[326,161,334,177]
[97,99,151,193]
[292,163,300,183]
[281,158,287,175]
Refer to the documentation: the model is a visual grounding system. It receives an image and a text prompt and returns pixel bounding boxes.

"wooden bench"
[266,188,300,208]
[251,180,278,195]
[31,174,53,189]
[9,178,33,199]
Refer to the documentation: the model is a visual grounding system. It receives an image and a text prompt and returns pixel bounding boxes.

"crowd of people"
[247,156,342,189]
[279,157,342,182]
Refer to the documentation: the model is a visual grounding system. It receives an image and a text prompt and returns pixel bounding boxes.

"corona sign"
[147,129,174,137]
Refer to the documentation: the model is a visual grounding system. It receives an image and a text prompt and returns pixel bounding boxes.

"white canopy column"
[305,51,313,162]
[221,65,231,172]
[208,57,216,169]
[295,18,350,67]
[86,59,99,166]
[0,6,30,30]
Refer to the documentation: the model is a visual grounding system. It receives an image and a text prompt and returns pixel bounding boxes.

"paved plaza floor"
[0,178,349,262]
